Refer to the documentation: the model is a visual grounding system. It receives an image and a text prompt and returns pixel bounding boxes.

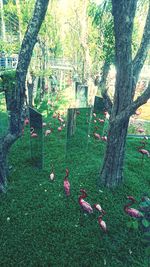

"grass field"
[0,97,150,266]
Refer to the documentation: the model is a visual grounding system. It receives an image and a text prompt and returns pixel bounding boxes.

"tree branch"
[101,89,113,113]
[114,82,150,123]
[133,2,150,83]
[98,61,113,112]
[7,0,50,139]
[129,81,150,115]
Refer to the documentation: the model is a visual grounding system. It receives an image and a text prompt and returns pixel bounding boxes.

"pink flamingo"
[58,114,64,123]
[30,127,38,137]
[137,143,150,163]
[98,213,107,233]
[98,119,105,123]
[139,148,150,157]
[24,118,29,126]
[124,196,143,218]
[137,127,145,134]
[52,114,57,118]
[101,136,107,142]
[64,169,70,196]
[93,133,101,140]
[45,129,52,136]
[58,126,63,132]
[94,203,105,213]
[49,165,55,181]
[78,189,93,214]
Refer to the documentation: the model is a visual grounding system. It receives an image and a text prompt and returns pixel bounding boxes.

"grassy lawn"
[0,92,150,266]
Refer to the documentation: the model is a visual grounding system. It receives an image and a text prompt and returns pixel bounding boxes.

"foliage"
[0,70,16,92]
[88,0,115,66]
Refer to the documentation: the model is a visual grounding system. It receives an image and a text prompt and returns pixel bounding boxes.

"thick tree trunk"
[100,117,129,187]
[0,0,49,193]
[99,0,150,188]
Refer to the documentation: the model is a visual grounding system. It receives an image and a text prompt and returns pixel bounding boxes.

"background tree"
[0,0,49,193]
[99,0,150,188]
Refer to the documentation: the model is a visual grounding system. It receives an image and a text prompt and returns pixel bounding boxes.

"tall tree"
[99,0,150,188]
[0,0,6,41]
[0,0,49,193]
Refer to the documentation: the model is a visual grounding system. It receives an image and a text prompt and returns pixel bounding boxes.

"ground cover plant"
[0,95,150,267]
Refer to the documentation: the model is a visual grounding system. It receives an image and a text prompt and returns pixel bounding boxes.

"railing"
[0,56,76,71]
[0,56,18,70]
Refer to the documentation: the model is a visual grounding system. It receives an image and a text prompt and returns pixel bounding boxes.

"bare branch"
[115,82,150,123]
[133,2,150,82]
[129,81,150,114]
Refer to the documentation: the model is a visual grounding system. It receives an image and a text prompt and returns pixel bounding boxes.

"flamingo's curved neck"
[64,169,69,180]
[30,127,34,134]
[51,165,54,173]
[78,191,87,204]
[138,144,145,150]
[124,199,134,210]
[98,215,103,222]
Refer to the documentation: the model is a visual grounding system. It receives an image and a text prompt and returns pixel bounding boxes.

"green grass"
[0,100,150,266]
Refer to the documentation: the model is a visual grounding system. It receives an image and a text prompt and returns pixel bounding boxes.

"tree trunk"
[0,139,8,193]
[100,117,129,187]
[99,0,150,188]
[0,0,49,193]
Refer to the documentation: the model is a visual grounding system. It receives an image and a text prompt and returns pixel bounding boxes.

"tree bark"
[0,139,8,193]
[99,0,150,188]
[98,61,112,113]
[100,117,129,187]
[0,0,49,193]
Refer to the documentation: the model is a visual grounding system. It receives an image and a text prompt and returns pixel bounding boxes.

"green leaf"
[132,221,139,230]
[142,219,150,228]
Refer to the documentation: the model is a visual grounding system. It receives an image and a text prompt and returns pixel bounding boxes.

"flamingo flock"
[24,110,148,234]
[47,167,146,234]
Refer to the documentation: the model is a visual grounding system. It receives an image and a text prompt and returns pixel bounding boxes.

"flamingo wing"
[64,180,70,196]
[126,208,143,218]
[80,199,93,213]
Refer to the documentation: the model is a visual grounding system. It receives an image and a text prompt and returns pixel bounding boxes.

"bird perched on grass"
[78,189,93,214]
[30,127,38,137]
[124,196,143,218]
[49,165,55,181]
[64,169,70,196]
[98,211,107,233]
[94,203,105,213]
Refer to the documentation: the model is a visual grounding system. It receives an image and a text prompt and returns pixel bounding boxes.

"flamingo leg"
[141,154,144,167]
[79,209,84,227]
